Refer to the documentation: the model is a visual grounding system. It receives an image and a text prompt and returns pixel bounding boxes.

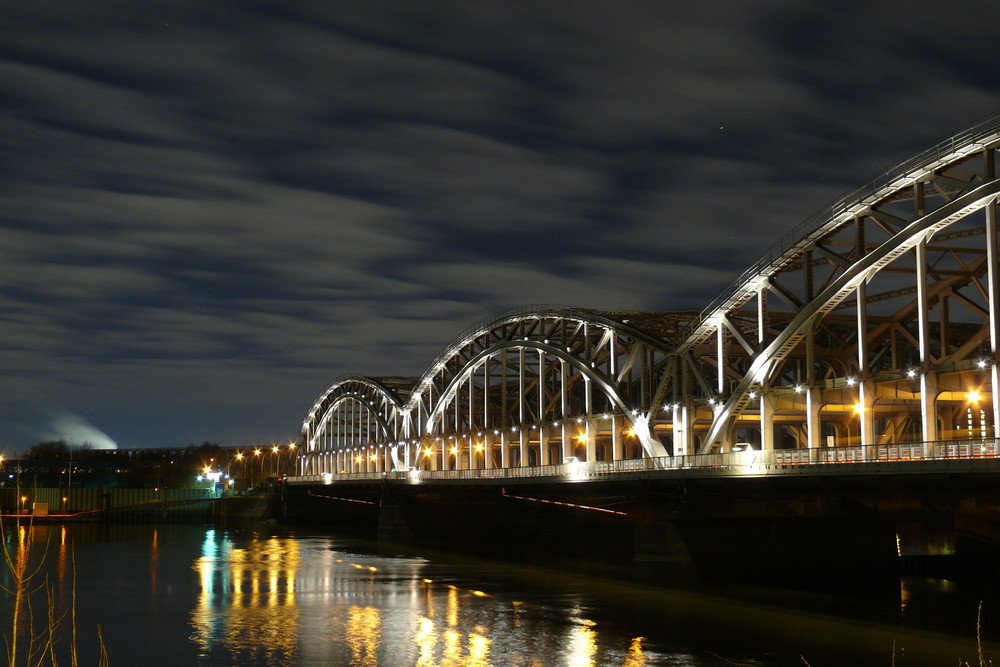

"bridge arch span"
[296,113,1000,478]
[300,307,684,475]
[669,113,1000,453]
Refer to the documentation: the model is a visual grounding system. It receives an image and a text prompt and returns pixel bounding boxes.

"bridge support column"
[539,427,550,466]
[678,402,694,456]
[500,432,509,468]
[760,389,776,451]
[586,422,597,463]
[633,521,698,587]
[519,429,528,467]
[986,156,1000,439]
[611,416,623,460]
[860,380,876,452]
[920,371,938,457]
[806,386,822,452]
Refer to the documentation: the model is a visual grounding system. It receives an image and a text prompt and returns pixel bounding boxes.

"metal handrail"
[289,438,1000,485]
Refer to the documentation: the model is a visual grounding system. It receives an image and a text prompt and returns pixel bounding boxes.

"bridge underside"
[296,114,1000,480]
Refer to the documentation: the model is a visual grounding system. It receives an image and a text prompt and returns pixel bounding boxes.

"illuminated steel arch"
[668,113,1000,453]
[301,376,408,475]
[299,113,1000,475]
[300,307,679,475]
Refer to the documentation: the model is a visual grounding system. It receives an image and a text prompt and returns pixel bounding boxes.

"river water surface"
[0,523,997,666]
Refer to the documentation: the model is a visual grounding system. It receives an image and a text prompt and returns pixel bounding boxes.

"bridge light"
[603,414,610,420]
[906,369,917,378]
[853,403,863,414]
[624,429,635,437]
[576,433,588,442]
[553,421,560,427]
[449,447,458,455]
[749,392,757,399]
[978,359,988,368]
[846,377,857,386]
[576,417,583,424]
[631,409,638,416]
[794,385,803,393]
[493,429,500,435]
[967,390,981,403]
[475,443,484,452]
[708,398,716,406]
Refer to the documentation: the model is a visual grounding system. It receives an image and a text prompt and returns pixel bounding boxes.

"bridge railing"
[289,437,1000,485]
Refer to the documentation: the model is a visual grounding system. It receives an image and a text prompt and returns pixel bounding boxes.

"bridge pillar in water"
[633,521,698,586]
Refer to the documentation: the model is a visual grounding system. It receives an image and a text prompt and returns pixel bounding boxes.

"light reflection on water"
[1,524,996,666]
[186,528,654,666]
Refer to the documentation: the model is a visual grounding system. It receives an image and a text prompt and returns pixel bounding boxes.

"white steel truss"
[299,113,1000,476]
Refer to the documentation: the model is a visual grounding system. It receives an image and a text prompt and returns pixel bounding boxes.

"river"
[0,522,995,666]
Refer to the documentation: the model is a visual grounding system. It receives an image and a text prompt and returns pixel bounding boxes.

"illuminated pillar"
[857,280,874,449]
[760,388,776,451]
[806,386,821,450]
[519,428,527,467]
[539,426,550,466]
[611,415,622,460]
[985,159,1000,437]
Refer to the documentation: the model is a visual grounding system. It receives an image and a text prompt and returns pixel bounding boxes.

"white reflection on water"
[186,530,651,666]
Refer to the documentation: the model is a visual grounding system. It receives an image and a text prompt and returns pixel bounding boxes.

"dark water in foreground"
[0,523,997,666]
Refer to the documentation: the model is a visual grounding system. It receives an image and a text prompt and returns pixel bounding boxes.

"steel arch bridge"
[298,113,1000,478]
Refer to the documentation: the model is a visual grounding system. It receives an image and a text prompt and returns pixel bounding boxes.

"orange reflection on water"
[414,616,437,667]
[622,636,646,667]
[467,630,492,667]
[345,604,381,666]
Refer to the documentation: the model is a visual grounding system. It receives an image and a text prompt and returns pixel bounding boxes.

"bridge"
[293,112,1000,481]
[285,113,1000,583]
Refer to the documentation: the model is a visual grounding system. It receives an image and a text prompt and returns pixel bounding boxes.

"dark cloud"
[2,0,999,450]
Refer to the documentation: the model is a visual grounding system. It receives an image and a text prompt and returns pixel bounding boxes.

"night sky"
[3,1,999,452]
